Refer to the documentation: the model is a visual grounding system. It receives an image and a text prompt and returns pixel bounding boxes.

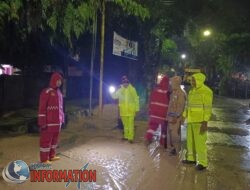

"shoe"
[182,160,196,164]
[50,156,60,161]
[41,160,52,164]
[169,148,177,156]
[129,140,133,144]
[121,137,127,141]
[195,164,206,171]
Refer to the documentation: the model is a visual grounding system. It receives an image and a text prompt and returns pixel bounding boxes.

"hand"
[169,116,177,124]
[181,116,185,125]
[200,121,208,134]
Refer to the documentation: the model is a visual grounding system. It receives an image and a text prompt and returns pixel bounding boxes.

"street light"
[180,53,187,70]
[181,54,186,59]
[203,30,211,37]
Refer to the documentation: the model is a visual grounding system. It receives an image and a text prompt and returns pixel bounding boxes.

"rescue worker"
[38,72,64,164]
[182,73,213,170]
[111,75,139,143]
[145,75,170,148]
[167,76,186,156]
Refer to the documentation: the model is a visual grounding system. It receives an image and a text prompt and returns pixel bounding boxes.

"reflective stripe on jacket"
[111,84,139,116]
[38,73,64,131]
[38,88,64,127]
[149,76,170,122]
[183,73,213,123]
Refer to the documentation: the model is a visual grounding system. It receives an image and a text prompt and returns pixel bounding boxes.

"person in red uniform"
[145,75,170,148]
[38,72,64,164]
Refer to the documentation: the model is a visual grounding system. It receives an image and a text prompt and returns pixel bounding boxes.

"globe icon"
[2,160,30,184]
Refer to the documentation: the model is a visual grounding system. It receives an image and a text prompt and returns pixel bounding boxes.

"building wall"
[0,74,90,113]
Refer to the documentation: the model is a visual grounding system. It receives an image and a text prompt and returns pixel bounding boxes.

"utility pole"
[99,0,105,115]
[89,10,97,115]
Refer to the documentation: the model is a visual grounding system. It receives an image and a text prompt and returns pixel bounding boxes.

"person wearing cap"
[111,75,139,143]
[182,73,213,170]
[145,75,170,148]
[38,72,64,164]
[167,76,186,156]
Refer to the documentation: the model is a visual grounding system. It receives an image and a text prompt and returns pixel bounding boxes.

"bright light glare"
[181,54,186,59]
[157,74,163,80]
[203,30,211,36]
[109,86,116,94]
[2,64,11,68]
[181,85,185,90]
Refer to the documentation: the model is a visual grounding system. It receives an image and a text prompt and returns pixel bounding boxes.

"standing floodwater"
[0,96,250,189]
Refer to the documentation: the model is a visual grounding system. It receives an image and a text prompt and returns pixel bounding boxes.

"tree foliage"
[134,0,191,88]
[1,0,250,96]
[0,0,149,72]
[113,0,149,20]
[0,0,22,21]
[39,0,149,48]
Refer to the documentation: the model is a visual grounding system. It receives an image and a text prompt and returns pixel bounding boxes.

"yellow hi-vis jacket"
[183,73,213,123]
[111,84,139,116]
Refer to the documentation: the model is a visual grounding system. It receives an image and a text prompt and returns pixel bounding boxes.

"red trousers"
[40,129,60,162]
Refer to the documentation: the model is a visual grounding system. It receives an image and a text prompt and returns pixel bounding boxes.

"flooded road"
[0,96,250,190]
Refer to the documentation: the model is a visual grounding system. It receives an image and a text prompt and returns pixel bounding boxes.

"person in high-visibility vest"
[182,73,213,170]
[111,75,139,143]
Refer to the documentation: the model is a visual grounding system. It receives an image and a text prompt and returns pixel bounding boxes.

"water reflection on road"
[0,96,250,190]
[61,97,250,190]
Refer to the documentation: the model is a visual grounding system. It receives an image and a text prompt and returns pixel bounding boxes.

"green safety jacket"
[183,73,213,123]
[111,84,139,116]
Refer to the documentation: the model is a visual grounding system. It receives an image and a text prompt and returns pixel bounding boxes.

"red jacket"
[38,73,64,132]
[149,76,170,122]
